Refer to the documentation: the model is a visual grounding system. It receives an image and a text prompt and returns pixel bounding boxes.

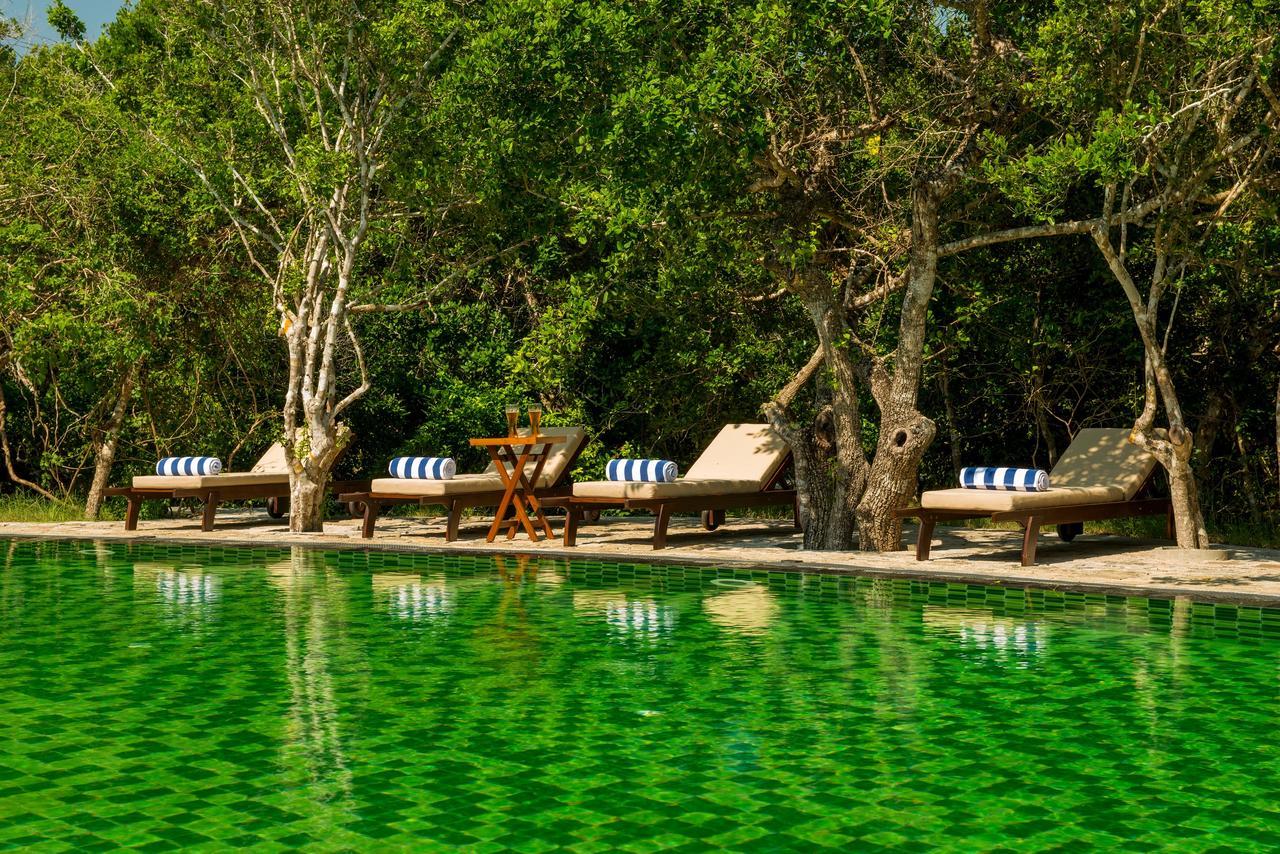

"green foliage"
[0,0,1275,546]
[46,1,85,42]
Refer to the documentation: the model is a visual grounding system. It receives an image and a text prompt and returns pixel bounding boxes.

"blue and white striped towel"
[388,457,456,480]
[959,467,1049,492]
[156,456,223,476]
[606,459,678,483]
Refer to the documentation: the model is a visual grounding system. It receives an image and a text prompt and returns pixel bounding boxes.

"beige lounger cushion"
[919,426,1157,513]
[920,485,1127,512]
[251,442,291,474]
[572,479,761,500]
[1047,427,1155,499]
[369,473,510,497]
[131,442,293,490]
[683,423,789,488]
[131,472,289,490]
[572,423,788,501]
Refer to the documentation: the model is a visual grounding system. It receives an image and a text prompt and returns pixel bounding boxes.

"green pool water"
[2,540,1280,851]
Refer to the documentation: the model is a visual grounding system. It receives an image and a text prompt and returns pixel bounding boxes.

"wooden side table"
[468,434,567,542]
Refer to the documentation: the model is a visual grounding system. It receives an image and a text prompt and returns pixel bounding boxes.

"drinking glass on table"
[505,404,520,437]
[527,404,542,437]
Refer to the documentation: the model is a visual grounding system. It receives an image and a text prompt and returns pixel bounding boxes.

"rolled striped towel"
[959,467,1049,492]
[156,456,223,477]
[606,459,678,483]
[388,457,456,480]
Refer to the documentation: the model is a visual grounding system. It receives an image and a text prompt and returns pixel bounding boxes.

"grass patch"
[0,495,86,523]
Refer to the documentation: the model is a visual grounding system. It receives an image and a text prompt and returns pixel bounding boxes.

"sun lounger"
[896,428,1173,566]
[340,426,587,540]
[105,443,370,531]
[556,423,798,549]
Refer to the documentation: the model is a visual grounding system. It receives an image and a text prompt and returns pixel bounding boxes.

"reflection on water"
[922,606,1046,663]
[573,589,677,638]
[134,562,221,606]
[4,541,1280,850]
[277,548,353,807]
[371,573,453,620]
[704,584,778,636]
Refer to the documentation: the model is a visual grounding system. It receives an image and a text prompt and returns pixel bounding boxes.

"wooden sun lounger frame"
[105,478,372,532]
[550,455,800,550]
[894,470,1173,567]
[339,439,587,541]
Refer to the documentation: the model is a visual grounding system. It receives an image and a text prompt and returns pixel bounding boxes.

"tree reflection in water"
[269,548,353,805]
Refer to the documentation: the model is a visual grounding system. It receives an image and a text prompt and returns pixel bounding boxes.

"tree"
[67,0,496,530]
[984,0,1280,547]
[2,12,283,515]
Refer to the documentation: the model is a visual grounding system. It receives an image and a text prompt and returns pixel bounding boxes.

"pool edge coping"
[5,528,1280,610]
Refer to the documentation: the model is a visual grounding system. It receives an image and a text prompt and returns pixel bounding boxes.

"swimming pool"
[1,539,1278,850]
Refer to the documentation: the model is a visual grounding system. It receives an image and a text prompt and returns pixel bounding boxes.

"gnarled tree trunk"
[855,183,942,551]
[763,270,869,551]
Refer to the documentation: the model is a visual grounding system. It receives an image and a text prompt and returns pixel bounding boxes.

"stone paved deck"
[3,510,1279,605]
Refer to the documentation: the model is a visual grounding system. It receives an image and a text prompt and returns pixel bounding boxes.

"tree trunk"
[856,415,937,550]
[762,289,870,552]
[1167,435,1209,548]
[763,265,870,550]
[791,403,867,550]
[284,418,350,532]
[856,183,942,551]
[84,364,138,519]
[1092,226,1208,549]
[288,467,329,533]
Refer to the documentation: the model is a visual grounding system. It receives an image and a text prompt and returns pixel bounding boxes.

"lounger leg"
[1021,516,1041,566]
[1165,503,1175,540]
[915,516,935,561]
[564,506,580,547]
[653,505,672,550]
[361,500,381,539]
[124,494,142,531]
[446,500,463,542]
[201,491,220,532]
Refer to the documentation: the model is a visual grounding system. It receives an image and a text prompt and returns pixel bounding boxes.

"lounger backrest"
[684,423,790,489]
[251,442,291,474]
[1049,428,1157,499]
[481,426,587,485]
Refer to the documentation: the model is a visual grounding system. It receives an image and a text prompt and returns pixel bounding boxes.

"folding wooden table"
[468,434,567,542]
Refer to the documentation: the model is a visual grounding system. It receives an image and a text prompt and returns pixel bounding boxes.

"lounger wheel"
[267,497,288,519]
[701,510,725,531]
[1056,522,1084,543]
[346,500,366,519]
[584,509,600,522]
